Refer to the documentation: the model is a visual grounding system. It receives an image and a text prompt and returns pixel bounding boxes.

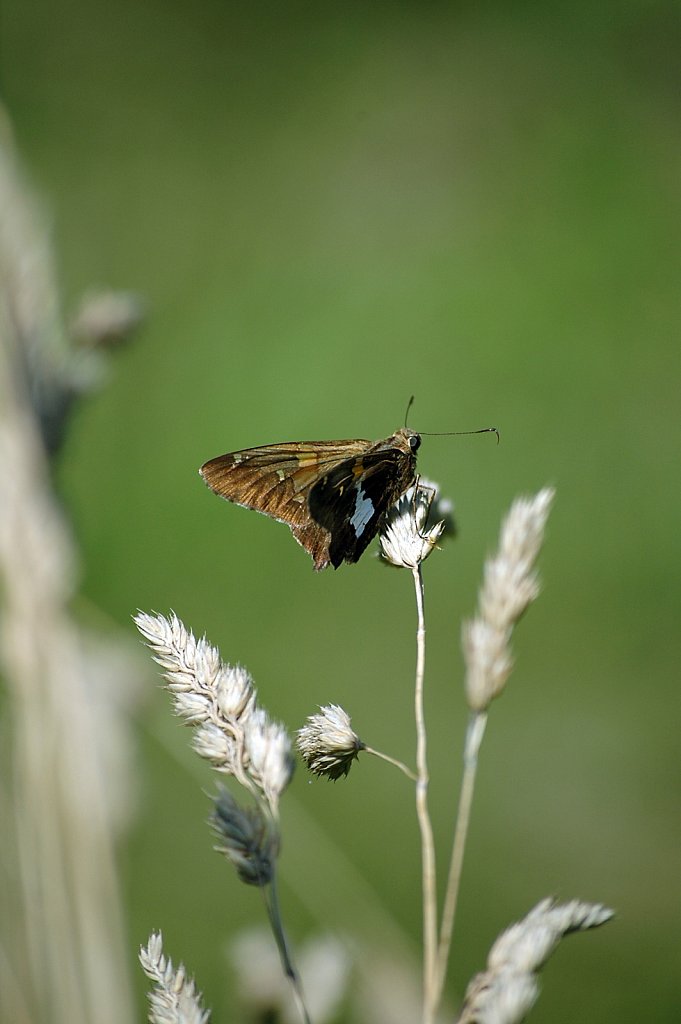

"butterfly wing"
[200,429,419,570]
[308,446,417,567]
[200,440,368,570]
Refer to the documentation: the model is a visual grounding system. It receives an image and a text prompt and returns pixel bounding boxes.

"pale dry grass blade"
[0,130,135,1024]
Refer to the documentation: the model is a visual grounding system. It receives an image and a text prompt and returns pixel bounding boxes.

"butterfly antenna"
[420,426,500,444]
[404,395,415,428]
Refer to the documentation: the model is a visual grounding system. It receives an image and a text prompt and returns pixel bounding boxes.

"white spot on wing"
[350,488,375,537]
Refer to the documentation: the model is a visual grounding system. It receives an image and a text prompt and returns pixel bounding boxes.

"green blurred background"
[4,0,680,1020]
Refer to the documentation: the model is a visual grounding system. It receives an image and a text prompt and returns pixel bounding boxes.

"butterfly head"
[393,427,421,454]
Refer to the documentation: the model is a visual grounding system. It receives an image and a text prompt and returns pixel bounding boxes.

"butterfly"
[199,427,421,570]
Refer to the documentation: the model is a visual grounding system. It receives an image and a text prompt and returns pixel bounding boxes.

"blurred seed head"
[212,787,278,887]
[456,897,613,1024]
[463,488,554,712]
[70,289,145,349]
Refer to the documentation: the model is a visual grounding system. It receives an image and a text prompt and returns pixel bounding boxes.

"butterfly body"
[200,427,420,570]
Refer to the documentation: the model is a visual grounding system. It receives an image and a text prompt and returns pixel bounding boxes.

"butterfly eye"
[409,434,421,452]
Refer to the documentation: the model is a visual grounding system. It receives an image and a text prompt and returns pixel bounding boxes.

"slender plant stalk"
[363,746,418,781]
[434,710,488,1005]
[412,564,438,1024]
[263,866,312,1024]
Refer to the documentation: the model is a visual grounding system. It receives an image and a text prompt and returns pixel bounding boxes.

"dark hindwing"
[308,449,416,568]
[199,441,367,570]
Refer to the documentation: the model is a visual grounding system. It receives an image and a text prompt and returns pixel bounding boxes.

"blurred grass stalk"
[0,122,135,1024]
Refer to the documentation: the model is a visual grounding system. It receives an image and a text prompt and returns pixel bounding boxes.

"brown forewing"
[199,440,369,570]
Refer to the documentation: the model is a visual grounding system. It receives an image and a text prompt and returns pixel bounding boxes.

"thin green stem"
[412,565,438,1024]
[434,710,488,1005]
[263,867,312,1024]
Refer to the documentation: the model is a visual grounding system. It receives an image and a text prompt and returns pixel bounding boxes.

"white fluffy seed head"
[462,488,554,712]
[297,704,364,780]
[379,482,447,569]
[135,611,293,812]
[456,897,613,1024]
